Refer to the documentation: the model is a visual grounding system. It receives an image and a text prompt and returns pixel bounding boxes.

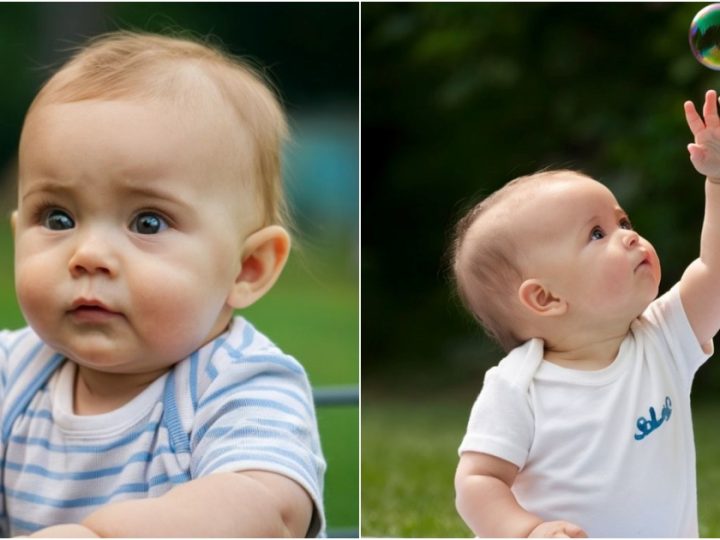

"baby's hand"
[685,90,720,180]
[528,520,588,538]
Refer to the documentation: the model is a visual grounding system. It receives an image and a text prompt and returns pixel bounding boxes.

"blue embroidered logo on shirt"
[634,396,672,441]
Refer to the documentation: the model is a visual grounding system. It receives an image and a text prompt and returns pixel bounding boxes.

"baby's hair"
[25,30,290,229]
[449,169,591,352]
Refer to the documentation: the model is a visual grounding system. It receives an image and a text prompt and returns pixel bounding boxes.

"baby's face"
[517,175,662,323]
[14,99,257,374]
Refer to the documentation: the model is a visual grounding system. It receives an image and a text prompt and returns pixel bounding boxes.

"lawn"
[0,222,359,532]
[362,393,720,537]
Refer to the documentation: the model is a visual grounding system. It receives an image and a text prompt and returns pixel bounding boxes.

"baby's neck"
[73,364,170,415]
[543,331,628,371]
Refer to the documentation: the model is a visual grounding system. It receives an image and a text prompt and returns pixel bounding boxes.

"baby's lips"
[69,297,120,314]
[634,251,652,271]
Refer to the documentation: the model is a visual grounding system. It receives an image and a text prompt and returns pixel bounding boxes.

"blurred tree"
[362,3,720,396]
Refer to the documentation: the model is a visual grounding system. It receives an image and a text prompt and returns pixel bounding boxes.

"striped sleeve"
[189,322,326,537]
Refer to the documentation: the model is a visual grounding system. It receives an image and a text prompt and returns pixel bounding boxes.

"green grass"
[362,394,720,537]
[318,405,360,532]
[0,222,359,531]
[362,396,469,537]
[694,401,720,537]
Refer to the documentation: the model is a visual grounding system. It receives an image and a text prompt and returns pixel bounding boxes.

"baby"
[451,90,720,537]
[0,31,325,537]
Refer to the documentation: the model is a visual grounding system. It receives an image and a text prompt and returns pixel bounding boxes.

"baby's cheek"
[15,263,53,324]
[648,249,662,284]
[591,261,634,306]
[128,268,229,355]
[603,263,630,290]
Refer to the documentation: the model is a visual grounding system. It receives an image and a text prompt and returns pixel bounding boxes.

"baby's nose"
[622,230,640,248]
[68,230,118,278]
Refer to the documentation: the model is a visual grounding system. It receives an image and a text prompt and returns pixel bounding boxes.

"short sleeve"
[459,367,535,469]
[637,284,713,390]
[189,347,326,537]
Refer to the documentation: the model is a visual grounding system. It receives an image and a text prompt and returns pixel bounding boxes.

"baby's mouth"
[635,254,652,272]
[68,299,122,322]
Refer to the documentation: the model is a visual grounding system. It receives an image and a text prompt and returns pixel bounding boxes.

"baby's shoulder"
[490,338,544,392]
[0,326,36,351]
[166,317,315,446]
[0,326,55,368]
[176,316,311,401]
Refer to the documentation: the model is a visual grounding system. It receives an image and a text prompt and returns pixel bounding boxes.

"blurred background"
[0,2,358,536]
[362,2,720,536]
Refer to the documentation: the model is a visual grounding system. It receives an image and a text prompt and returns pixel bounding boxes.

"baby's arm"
[681,89,720,346]
[455,452,587,538]
[31,471,312,537]
[28,524,98,537]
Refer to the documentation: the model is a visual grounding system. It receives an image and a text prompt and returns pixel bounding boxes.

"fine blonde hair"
[25,30,290,229]
[449,169,591,352]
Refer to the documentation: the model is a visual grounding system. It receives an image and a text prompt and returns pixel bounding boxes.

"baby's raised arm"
[680,89,720,347]
[455,452,587,538]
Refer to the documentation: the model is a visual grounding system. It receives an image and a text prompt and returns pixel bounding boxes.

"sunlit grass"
[362,397,468,537]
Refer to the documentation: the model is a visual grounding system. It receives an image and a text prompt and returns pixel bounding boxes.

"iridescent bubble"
[690,4,720,70]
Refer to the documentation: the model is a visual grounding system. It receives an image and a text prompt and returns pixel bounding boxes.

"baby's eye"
[620,218,633,230]
[130,212,168,235]
[43,209,75,231]
[590,226,605,241]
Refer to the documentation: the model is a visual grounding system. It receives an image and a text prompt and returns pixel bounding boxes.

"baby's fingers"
[686,100,706,136]
[688,143,705,160]
[563,523,588,538]
[703,89,720,129]
[530,521,588,538]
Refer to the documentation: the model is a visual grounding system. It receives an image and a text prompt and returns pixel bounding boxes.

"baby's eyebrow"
[21,180,193,212]
[21,181,72,201]
[615,207,630,220]
[122,184,192,209]
[582,215,601,230]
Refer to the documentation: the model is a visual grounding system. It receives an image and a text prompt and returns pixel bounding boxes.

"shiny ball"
[690,4,720,70]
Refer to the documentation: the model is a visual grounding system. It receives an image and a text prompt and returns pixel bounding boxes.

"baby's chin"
[632,294,659,321]
[46,336,178,375]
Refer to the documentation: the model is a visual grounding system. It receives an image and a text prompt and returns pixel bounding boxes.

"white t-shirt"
[459,285,712,537]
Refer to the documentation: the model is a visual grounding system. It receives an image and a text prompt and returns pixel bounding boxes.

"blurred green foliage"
[362,2,720,397]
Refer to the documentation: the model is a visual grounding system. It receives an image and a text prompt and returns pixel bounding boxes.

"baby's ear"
[517,279,567,317]
[227,225,291,310]
[10,210,17,235]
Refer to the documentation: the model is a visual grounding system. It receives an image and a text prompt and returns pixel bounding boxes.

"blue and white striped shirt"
[0,317,326,536]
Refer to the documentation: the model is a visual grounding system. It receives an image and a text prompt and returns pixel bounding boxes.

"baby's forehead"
[516,178,624,240]
[540,176,619,208]
[31,56,255,149]
[471,176,619,241]
[19,99,256,204]
[26,97,238,160]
